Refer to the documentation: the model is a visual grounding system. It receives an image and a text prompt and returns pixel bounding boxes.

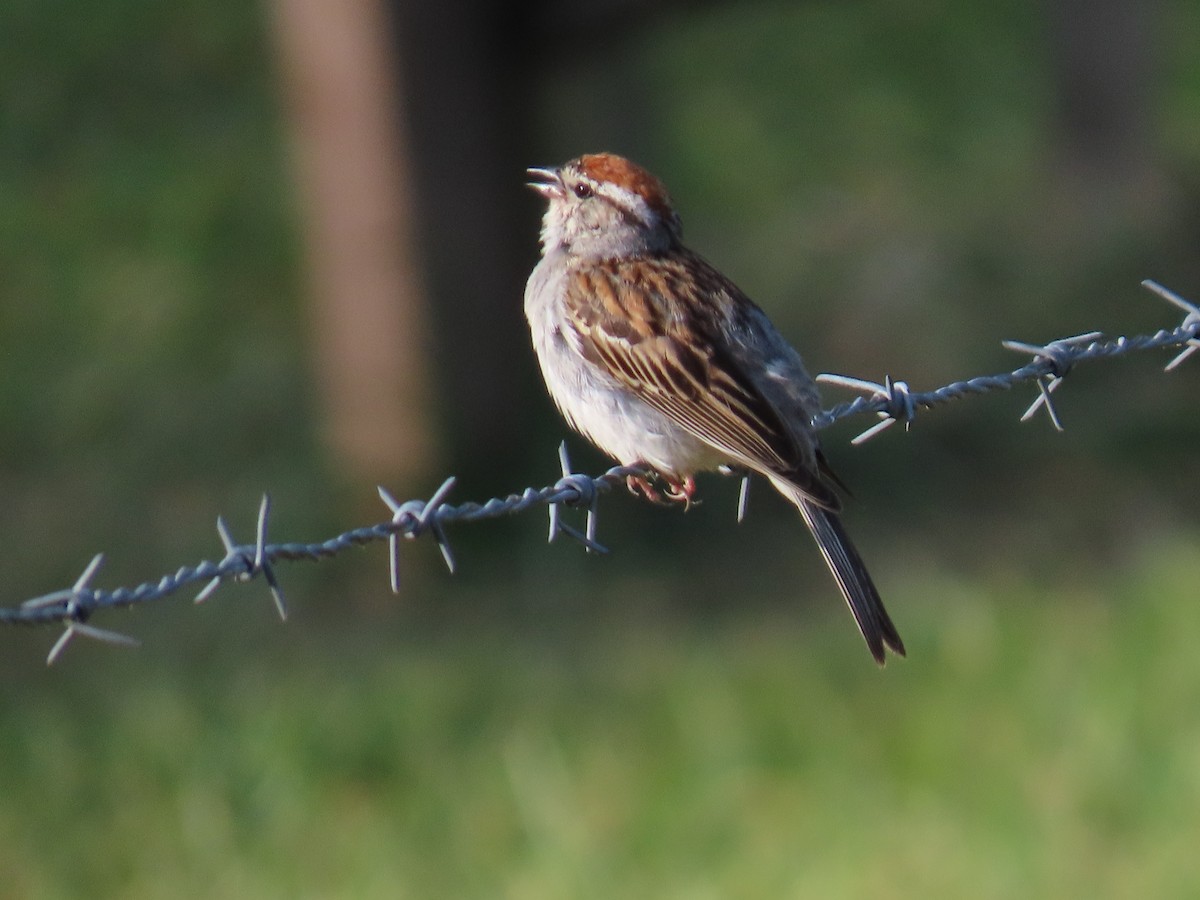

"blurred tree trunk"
[388,0,665,483]
[267,0,439,489]
[389,0,542,484]
[269,0,663,491]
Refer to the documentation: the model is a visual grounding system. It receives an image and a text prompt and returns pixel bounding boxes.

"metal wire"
[4,280,1198,662]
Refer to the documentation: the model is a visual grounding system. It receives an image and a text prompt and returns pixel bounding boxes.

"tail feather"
[775,479,905,664]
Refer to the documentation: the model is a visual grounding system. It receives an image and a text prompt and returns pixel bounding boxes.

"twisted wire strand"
[3,280,1197,661]
[816,323,1197,429]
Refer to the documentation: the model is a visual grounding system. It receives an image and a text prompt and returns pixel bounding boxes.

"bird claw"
[626,474,665,504]
[662,475,699,510]
[625,472,699,510]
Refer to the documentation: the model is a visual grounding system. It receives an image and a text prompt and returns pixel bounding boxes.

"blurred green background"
[2,0,1200,896]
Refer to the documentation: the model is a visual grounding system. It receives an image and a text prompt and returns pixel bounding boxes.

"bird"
[523,152,904,664]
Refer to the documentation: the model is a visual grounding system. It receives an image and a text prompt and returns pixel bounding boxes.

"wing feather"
[564,254,838,508]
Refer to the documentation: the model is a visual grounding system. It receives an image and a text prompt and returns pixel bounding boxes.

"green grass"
[3,540,1200,898]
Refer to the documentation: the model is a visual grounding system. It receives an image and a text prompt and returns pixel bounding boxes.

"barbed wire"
[4,280,1198,662]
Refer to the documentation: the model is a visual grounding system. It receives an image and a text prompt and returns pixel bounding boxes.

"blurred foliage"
[541,0,1200,561]
[0,0,334,607]
[2,0,1200,894]
[3,543,1200,897]
[0,0,1197,597]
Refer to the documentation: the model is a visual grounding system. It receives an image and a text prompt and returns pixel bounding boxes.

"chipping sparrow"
[524,153,904,664]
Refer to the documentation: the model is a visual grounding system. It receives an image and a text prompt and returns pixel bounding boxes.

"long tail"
[775,480,905,664]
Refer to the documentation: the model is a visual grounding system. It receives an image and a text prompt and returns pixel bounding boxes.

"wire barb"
[376,485,410,594]
[1143,280,1200,371]
[816,373,917,444]
[25,554,141,665]
[194,495,288,620]
[1002,331,1102,431]
[717,465,753,523]
[548,442,609,554]
[377,477,459,592]
[417,478,459,574]
[255,495,288,621]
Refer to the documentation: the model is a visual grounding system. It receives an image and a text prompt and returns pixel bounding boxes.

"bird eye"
[573,182,594,199]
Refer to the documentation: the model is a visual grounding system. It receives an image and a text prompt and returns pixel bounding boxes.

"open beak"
[525,166,564,200]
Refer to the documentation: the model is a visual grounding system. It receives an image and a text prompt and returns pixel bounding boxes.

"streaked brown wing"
[564,254,831,504]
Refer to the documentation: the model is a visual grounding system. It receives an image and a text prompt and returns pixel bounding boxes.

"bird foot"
[662,475,698,510]
[626,474,666,504]
[625,471,698,510]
